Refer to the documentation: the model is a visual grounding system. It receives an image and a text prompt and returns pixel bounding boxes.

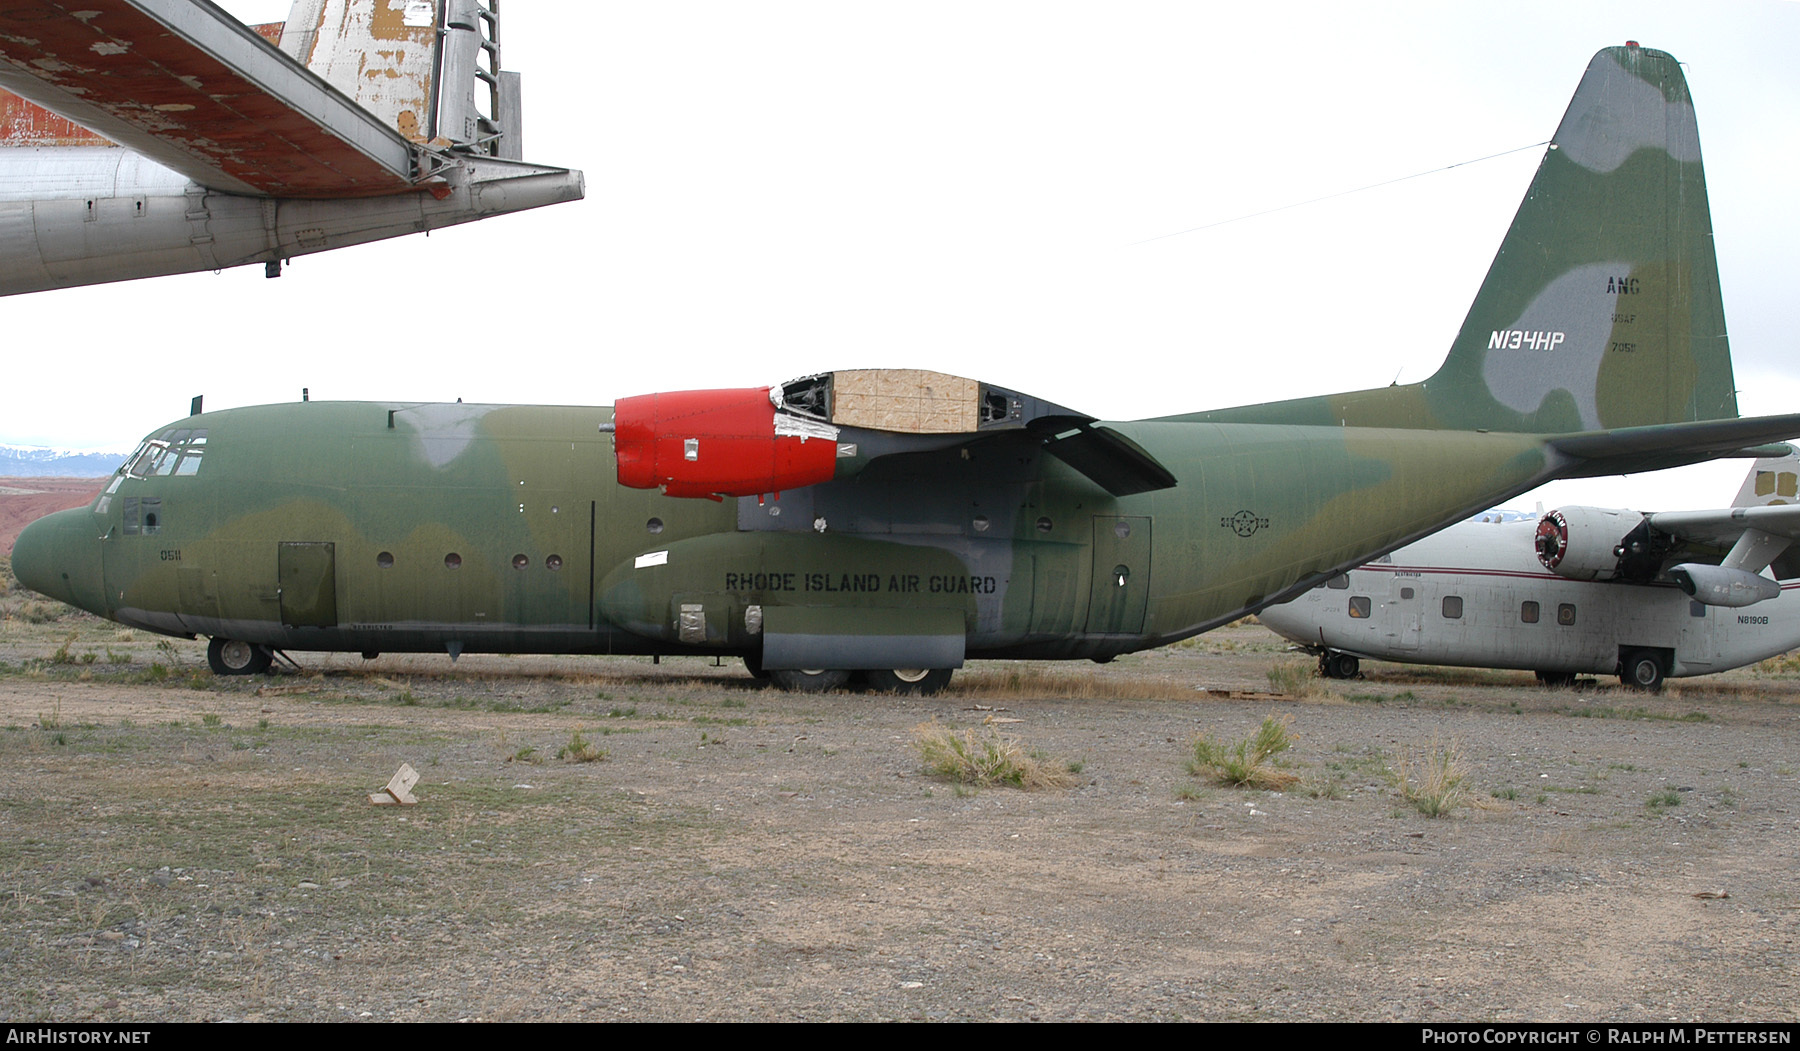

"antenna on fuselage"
[190,395,202,416]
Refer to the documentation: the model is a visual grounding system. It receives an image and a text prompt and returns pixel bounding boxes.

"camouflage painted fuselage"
[14,399,1559,663]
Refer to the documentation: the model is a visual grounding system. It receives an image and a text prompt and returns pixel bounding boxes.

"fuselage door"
[279,542,339,628]
[1388,576,1421,651]
[1087,515,1151,635]
[1678,600,1715,669]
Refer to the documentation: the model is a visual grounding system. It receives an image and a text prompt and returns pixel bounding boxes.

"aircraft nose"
[11,508,106,615]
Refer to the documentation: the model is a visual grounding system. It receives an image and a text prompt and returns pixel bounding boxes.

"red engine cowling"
[1534,506,1646,580]
[610,387,839,499]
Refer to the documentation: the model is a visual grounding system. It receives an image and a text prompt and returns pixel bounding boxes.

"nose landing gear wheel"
[1322,651,1359,680]
[207,637,271,676]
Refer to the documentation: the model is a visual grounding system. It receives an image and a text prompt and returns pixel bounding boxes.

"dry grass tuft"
[912,719,1078,790]
[1395,739,1468,817]
[557,728,609,763]
[1188,714,1299,790]
[1265,660,1328,698]
[953,664,1199,701]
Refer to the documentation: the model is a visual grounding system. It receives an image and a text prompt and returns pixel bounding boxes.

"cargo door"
[1086,515,1151,635]
[279,542,338,628]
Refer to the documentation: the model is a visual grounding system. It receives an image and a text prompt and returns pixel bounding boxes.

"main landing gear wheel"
[207,637,271,676]
[767,668,851,693]
[743,653,771,680]
[1620,650,1666,692]
[865,668,953,696]
[1322,651,1360,680]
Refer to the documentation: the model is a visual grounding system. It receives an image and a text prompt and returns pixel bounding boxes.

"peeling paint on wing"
[1480,264,1623,430]
[1557,50,1700,174]
[397,403,500,469]
[0,89,113,145]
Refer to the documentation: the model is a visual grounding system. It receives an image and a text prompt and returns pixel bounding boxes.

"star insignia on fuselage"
[1222,510,1269,537]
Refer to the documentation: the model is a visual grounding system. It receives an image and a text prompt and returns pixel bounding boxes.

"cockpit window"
[124,441,167,479]
[123,429,207,479]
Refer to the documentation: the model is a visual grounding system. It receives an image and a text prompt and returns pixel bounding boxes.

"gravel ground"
[0,615,1797,1022]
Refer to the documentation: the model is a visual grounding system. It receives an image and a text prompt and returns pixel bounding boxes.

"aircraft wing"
[1647,504,1800,583]
[1647,505,1800,549]
[0,0,418,198]
[606,370,1179,501]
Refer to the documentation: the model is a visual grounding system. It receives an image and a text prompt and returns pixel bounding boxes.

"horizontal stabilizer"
[1549,415,1800,478]
[1041,425,1179,497]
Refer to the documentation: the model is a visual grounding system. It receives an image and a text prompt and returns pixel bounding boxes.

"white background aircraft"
[1261,456,1800,690]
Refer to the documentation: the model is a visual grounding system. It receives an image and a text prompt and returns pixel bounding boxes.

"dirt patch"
[0,477,103,553]
[0,616,1796,1021]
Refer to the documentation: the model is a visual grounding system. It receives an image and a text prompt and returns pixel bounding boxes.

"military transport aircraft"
[0,0,583,295]
[13,44,1800,693]
[1261,454,1800,691]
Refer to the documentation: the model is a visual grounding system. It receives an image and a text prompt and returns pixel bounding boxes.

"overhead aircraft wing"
[0,0,420,198]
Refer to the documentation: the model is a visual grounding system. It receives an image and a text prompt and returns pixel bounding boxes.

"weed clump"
[1396,739,1468,817]
[912,719,1076,790]
[1188,714,1299,790]
[1266,661,1325,698]
[557,729,608,763]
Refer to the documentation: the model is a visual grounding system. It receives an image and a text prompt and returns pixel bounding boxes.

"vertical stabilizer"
[1734,451,1800,508]
[1431,43,1733,431]
[281,0,521,157]
[1180,44,1736,435]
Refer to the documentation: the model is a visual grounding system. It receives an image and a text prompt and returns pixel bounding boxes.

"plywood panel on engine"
[829,370,978,433]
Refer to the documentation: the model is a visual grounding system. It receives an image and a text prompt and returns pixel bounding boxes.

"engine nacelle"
[1534,506,1647,580]
[1668,563,1783,607]
[610,387,840,499]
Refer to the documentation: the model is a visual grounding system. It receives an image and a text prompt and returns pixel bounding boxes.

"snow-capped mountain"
[0,444,128,478]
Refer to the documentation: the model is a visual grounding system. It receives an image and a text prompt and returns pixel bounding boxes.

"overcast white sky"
[7,1,1799,514]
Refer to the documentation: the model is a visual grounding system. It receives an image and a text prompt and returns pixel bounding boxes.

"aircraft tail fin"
[281,0,523,159]
[1178,44,1739,435]
[1733,449,1800,508]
